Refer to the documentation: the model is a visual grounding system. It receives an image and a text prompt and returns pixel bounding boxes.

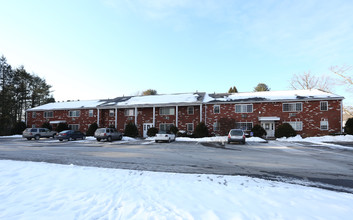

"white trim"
[97,109,100,127]
[259,117,280,121]
[320,101,328,111]
[115,108,118,129]
[282,102,302,112]
[153,106,155,127]
[200,104,202,123]
[134,107,137,125]
[341,101,343,133]
[235,104,253,113]
[214,105,220,114]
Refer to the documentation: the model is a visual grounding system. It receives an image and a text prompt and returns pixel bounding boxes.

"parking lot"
[0,136,353,192]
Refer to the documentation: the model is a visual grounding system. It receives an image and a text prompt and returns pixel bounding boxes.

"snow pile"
[277,135,353,150]
[176,136,266,142]
[0,135,22,138]
[117,93,200,106]
[27,100,105,111]
[0,160,352,219]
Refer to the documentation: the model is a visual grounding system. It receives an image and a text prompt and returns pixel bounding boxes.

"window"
[213,122,219,131]
[69,110,80,117]
[69,124,79,131]
[235,104,253,113]
[44,111,53,118]
[124,109,135,116]
[160,107,175,115]
[214,105,220,114]
[186,123,194,132]
[320,120,329,130]
[235,122,253,131]
[287,121,303,131]
[89,110,94,117]
[109,109,115,117]
[187,106,194,115]
[283,103,302,112]
[159,123,174,132]
[320,101,328,111]
[32,112,36,118]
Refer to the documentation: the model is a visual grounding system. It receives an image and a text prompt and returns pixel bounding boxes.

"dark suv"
[94,128,123,142]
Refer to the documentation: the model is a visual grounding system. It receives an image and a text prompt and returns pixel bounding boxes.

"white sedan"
[155,131,176,143]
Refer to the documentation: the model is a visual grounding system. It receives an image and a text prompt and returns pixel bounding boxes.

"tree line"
[0,55,54,135]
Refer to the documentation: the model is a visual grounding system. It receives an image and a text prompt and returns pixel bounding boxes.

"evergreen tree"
[86,123,98,136]
[124,122,138,137]
[228,86,238,93]
[194,122,209,138]
[254,83,270,92]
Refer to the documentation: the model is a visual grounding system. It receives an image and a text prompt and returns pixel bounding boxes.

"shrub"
[11,121,27,134]
[41,121,53,130]
[57,123,69,132]
[170,125,179,135]
[147,127,158,137]
[124,122,138,137]
[194,122,209,138]
[345,118,353,135]
[251,124,267,137]
[86,123,98,136]
[275,123,296,138]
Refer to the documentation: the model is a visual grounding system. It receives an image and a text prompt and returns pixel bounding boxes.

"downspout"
[341,100,343,133]
[115,108,118,129]
[153,106,155,127]
[176,105,178,127]
[200,104,202,123]
[97,108,100,127]
[134,107,137,125]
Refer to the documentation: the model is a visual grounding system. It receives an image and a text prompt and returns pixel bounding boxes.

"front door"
[143,123,154,138]
[262,122,275,138]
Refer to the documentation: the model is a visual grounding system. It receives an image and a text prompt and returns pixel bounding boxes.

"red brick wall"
[204,100,342,137]
[26,100,342,137]
[27,109,98,133]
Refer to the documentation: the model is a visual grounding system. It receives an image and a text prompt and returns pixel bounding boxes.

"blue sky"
[1,0,352,103]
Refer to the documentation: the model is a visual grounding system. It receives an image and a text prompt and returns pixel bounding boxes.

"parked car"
[23,128,57,140]
[227,129,246,144]
[155,131,176,143]
[94,128,123,142]
[56,130,86,141]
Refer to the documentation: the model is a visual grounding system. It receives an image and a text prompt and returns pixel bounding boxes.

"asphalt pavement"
[0,137,352,193]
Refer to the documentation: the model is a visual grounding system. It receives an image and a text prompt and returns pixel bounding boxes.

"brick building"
[26,89,344,138]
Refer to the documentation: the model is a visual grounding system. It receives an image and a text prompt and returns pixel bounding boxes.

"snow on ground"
[145,136,266,143]
[277,135,353,150]
[0,160,352,220]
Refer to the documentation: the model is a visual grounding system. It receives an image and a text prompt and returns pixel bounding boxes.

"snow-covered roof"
[114,93,204,107]
[204,89,343,103]
[26,90,343,111]
[27,100,105,111]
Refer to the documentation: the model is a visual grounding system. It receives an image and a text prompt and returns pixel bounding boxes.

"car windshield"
[230,130,243,136]
[96,128,106,133]
[24,128,32,132]
[60,130,71,134]
[158,131,168,134]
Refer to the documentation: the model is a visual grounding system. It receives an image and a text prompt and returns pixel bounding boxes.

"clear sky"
[1,0,352,104]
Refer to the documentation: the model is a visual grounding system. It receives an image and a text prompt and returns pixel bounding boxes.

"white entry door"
[143,123,154,138]
[261,122,275,138]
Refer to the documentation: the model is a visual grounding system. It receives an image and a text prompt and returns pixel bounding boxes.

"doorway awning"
[258,117,280,121]
[49,121,66,124]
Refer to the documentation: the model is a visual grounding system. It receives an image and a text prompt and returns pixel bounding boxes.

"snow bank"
[175,136,266,142]
[277,135,353,150]
[0,160,352,219]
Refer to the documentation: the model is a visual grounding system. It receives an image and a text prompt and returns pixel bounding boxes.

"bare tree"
[290,71,332,92]
[330,65,353,86]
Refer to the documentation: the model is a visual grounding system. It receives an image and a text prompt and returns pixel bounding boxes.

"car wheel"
[155,140,159,143]
[119,135,122,140]
[82,136,86,140]
[227,141,230,144]
[168,138,171,143]
[69,137,73,141]
[59,139,63,142]
[52,134,56,138]
[107,136,112,142]
[34,135,40,140]
[27,138,32,140]
[97,138,101,142]
[242,141,246,145]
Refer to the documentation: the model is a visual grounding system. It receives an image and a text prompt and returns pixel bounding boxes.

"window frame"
[187,106,194,115]
[69,110,80,117]
[235,122,253,131]
[124,109,135,116]
[109,109,115,117]
[235,104,253,113]
[32,112,36,118]
[89,109,94,117]
[320,101,328,111]
[159,123,174,132]
[282,102,303,112]
[159,107,175,115]
[320,120,329,130]
[213,105,220,114]
[69,124,80,131]
[213,122,220,131]
[44,111,53,118]
[286,121,303,131]
[186,123,194,132]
